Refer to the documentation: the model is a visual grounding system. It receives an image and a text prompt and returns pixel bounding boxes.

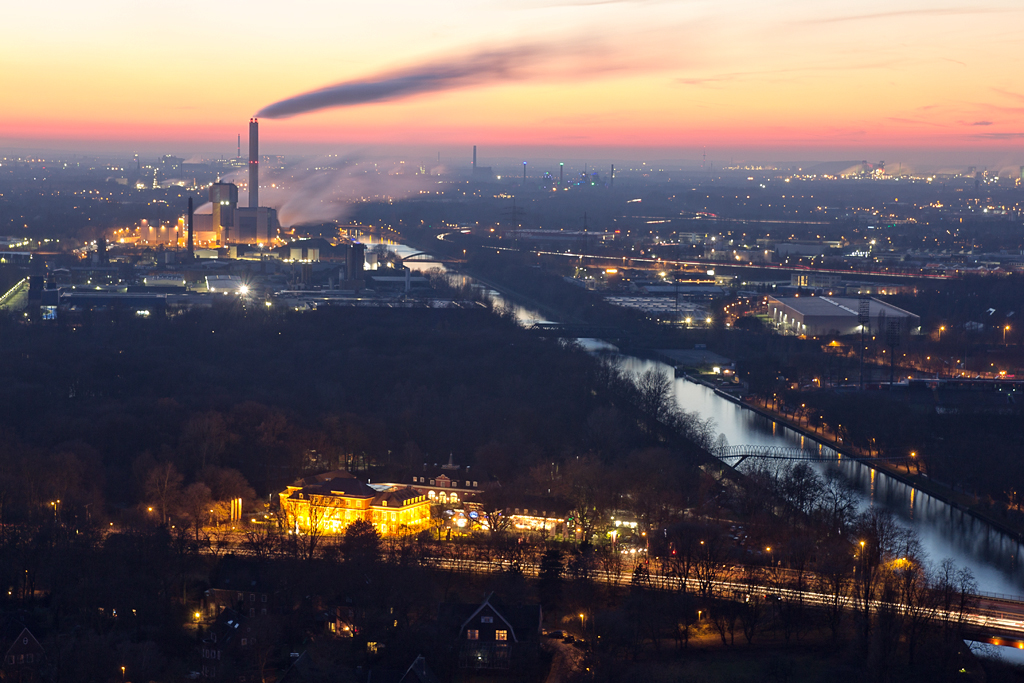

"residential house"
[2,628,44,683]
[199,609,266,682]
[440,593,542,671]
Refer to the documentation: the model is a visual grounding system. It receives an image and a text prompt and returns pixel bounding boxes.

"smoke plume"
[258,43,606,119]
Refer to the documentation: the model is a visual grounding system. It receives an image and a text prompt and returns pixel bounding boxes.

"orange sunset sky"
[2,0,1023,166]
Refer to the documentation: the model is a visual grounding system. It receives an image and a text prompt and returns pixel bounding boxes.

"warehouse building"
[768,295,920,337]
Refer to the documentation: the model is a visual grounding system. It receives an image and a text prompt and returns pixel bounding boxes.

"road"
[0,278,28,312]
[196,528,1024,642]
[416,554,1024,641]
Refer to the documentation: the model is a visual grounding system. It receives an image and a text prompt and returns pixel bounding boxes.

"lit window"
[467,629,479,640]
[496,630,508,641]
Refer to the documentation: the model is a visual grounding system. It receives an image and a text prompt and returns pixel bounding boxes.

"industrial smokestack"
[472,145,477,171]
[249,118,259,208]
[610,164,614,188]
[237,134,241,159]
[187,196,195,260]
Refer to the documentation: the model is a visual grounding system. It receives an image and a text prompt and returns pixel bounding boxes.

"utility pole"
[858,296,870,390]
[886,319,901,386]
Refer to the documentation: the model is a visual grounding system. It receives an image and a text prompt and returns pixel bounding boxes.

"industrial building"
[191,119,281,246]
[768,295,920,337]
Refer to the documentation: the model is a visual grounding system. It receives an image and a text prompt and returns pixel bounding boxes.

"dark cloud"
[971,120,994,126]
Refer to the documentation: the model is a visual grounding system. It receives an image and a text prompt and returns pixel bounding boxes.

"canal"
[371,235,1024,596]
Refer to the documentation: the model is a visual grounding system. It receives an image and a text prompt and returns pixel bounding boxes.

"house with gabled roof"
[439,593,542,671]
[2,627,44,682]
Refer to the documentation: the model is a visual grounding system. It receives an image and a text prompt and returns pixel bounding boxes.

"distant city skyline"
[3,0,1023,169]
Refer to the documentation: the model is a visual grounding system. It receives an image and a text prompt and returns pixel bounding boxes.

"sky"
[2,0,1023,167]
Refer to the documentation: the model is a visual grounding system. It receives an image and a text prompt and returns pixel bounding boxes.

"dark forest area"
[0,301,712,529]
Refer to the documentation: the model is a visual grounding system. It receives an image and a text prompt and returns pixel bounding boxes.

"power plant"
[471,145,493,177]
[191,118,280,246]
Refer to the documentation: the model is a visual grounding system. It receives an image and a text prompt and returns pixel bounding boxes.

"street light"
[938,325,945,342]
[1005,325,1011,346]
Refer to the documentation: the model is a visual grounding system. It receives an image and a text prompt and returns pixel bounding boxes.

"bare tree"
[243,521,282,562]
[179,482,214,542]
[294,504,326,561]
[935,559,977,648]
[739,565,766,644]
[180,412,228,470]
[693,529,723,598]
[429,504,448,541]
[852,509,916,647]
[816,539,852,642]
[144,461,182,524]
[814,469,858,538]
[480,489,513,538]
[895,555,939,666]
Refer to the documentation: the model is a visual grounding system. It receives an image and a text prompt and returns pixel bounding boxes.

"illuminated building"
[279,470,430,536]
[209,182,238,242]
[768,295,920,337]
[203,181,280,246]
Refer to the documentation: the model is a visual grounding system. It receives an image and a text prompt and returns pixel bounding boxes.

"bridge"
[528,322,629,339]
[400,252,465,265]
[715,444,912,467]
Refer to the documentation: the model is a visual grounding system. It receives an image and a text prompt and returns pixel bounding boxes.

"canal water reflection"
[369,236,1023,595]
[614,354,1024,596]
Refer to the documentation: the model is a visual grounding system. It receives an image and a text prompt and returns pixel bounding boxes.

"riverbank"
[735,394,1024,543]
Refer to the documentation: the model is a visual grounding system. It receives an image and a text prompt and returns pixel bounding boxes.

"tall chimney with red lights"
[248,118,259,208]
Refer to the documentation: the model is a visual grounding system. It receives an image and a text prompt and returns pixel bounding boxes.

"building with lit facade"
[191,181,281,247]
[768,295,920,337]
[279,470,430,536]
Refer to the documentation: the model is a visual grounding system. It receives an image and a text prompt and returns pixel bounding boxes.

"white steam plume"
[222,156,445,227]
